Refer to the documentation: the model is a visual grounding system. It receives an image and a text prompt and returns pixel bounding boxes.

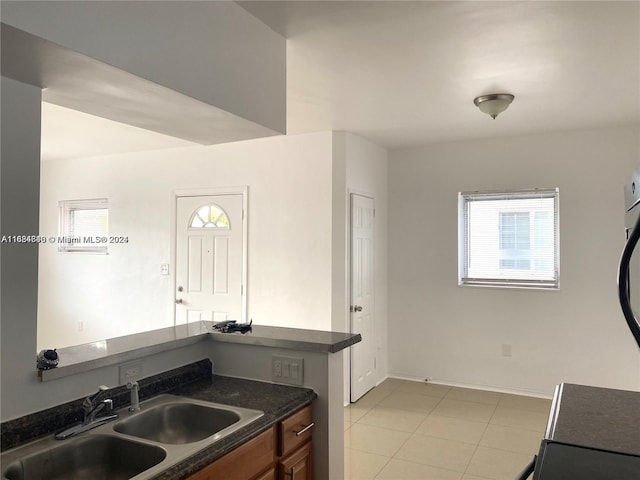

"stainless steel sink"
[2,434,166,480]
[113,401,244,444]
[1,394,264,480]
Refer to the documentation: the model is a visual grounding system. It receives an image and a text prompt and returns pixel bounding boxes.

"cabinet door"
[254,467,276,480]
[279,441,312,480]
[187,426,275,480]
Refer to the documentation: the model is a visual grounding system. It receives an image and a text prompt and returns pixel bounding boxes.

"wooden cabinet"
[254,467,277,480]
[278,440,312,480]
[186,426,275,480]
[278,404,313,480]
[187,403,313,480]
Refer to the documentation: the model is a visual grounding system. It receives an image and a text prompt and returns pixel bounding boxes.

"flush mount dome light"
[473,93,515,119]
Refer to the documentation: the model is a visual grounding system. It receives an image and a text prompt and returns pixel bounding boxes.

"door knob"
[175,298,183,304]
[351,305,363,312]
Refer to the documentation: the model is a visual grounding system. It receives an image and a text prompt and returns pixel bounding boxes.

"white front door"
[350,194,377,402]
[175,194,244,324]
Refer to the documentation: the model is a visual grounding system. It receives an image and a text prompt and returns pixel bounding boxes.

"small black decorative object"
[36,349,59,370]
[212,319,252,334]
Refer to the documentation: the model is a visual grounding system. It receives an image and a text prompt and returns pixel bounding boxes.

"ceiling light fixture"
[473,93,515,119]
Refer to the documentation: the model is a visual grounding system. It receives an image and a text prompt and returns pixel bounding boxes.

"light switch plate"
[272,355,304,386]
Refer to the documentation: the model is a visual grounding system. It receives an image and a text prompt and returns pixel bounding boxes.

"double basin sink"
[1,395,264,480]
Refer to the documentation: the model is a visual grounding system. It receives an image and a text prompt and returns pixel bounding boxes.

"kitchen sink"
[1,394,264,480]
[113,401,244,444]
[2,434,166,480]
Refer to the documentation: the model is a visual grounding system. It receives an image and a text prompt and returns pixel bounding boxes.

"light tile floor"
[344,379,551,480]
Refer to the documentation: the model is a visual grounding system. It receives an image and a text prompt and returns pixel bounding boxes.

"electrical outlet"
[119,361,143,384]
[272,355,304,386]
[502,343,512,357]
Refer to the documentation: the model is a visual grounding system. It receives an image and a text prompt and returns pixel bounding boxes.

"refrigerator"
[618,165,640,349]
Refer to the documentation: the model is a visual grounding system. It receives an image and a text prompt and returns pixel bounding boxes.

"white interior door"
[175,194,244,324]
[350,194,377,402]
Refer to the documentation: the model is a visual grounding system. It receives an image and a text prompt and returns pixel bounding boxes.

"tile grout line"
[344,446,394,480]
[348,381,550,480]
[460,395,501,480]
[349,379,452,478]
[373,456,469,480]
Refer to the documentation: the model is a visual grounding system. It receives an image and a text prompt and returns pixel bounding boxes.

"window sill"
[458,282,560,291]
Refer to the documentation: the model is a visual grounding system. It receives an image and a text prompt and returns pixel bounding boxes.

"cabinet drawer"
[187,426,275,480]
[279,404,313,456]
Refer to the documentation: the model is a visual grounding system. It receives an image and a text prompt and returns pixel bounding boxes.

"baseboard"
[345,375,392,406]
[385,373,553,399]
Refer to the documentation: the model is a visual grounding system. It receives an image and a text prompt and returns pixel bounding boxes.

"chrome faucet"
[82,385,110,423]
[84,398,114,423]
[55,385,119,440]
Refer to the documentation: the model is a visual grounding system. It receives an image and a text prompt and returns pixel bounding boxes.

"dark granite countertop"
[546,383,640,456]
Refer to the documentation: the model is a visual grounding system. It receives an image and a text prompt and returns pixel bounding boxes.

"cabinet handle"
[294,422,314,436]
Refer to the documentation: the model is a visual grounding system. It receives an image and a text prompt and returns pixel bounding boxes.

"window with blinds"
[58,198,109,253]
[459,189,559,289]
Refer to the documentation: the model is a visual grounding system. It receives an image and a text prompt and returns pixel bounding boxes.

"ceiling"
[42,0,640,160]
[241,0,640,149]
[41,102,197,162]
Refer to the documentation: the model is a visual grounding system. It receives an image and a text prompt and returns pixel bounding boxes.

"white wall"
[389,125,640,396]
[38,132,335,349]
[331,132,389,404]
[2,1,285,133]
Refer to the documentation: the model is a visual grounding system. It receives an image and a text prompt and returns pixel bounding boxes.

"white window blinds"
[58,198,109,253]
[459,189,559,289]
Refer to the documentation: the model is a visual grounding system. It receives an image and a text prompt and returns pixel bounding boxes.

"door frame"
[347,189,377,403]
[170,186,248,325]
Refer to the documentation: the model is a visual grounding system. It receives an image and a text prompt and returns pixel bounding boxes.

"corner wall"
[1,77,42,417]
[388,125,640,396]
[333,132,389,404]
